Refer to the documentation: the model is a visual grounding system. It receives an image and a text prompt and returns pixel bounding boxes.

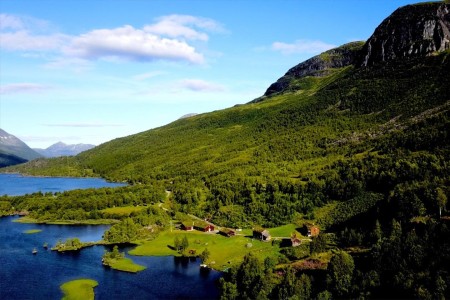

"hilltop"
[34,142,95,158]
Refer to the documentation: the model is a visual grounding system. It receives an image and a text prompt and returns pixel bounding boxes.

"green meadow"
[130,229,282,270]
[106,257,146,273]
[60,279,98,300]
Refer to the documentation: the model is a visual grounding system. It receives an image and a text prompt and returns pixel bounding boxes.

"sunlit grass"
[60,279,98,300]
[130,229,280,270]
[23,229,42,234]
[100,206,147,216]
[106,257,146,273]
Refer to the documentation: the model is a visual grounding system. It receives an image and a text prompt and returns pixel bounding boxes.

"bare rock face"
[263,41,364,97]
[361,3,450,66]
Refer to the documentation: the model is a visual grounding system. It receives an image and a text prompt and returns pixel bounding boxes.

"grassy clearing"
[60,278,98,300]
[100,206,147,216]
[23,229,42,234]
[130,230,280,271]
[268,224,301,238]
[106,257,146,273]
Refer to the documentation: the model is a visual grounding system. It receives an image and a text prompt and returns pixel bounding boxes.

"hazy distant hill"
[34,142,95,158]
[0,129,42,167]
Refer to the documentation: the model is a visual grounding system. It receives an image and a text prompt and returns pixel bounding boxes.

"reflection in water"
[0,216,221,300]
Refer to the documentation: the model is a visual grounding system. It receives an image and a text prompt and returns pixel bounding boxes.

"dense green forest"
[1,2,450,299]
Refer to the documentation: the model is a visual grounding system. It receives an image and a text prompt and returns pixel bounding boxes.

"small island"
[102,245,146,273]
[60,278,98,300]
[23,229,42,234]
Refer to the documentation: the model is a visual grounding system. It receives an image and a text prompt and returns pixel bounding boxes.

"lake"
[0,175,221,299]
[0,173,126,196]
[0,216,221,299]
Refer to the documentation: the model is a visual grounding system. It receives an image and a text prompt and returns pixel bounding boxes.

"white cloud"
[178,79,225,92]
[0,14,24,30]
[272,39,336,55]
[0,30,68,51]
[1,13,222,65]
[144,14,225,41]
[0,83,50,95]
[63,25,204,64]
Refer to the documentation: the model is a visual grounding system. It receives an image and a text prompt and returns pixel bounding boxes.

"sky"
[0,0,430,148]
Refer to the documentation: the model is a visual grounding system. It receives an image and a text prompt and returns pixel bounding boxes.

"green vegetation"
[130,230,281,270]
[60,279,98,300]
[102,245,146,273]
[100,205,147,217]
[52,238,85,252]
[23,229,42,234]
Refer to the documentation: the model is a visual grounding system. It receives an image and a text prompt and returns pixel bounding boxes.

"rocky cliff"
[261,3,450,99]
[262,41,364,97]
[360,3,450,66]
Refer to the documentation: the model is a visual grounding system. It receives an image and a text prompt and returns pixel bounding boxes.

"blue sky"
[0,0,429,148]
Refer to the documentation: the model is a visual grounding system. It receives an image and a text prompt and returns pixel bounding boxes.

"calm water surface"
[0,216,221,299]
[0,175,221,299]
[0,173,126,196]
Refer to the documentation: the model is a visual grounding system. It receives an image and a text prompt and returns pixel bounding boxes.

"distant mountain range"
[34,142,95,158]
[0,129,42,168]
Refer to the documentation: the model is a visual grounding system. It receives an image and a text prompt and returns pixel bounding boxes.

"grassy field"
[106,257,146,273]
[100,206,147,216]
[129,229,281,270]
[267,224,301,238]
[23,229,42,234]
[60,278,98,300]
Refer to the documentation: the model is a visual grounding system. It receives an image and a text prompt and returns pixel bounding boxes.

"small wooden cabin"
[194,221,215,232]
[220,228,236,237]
[303,224,320,237]
[253,228,271,241]
[182,222,194,231]
[290,235,301,247]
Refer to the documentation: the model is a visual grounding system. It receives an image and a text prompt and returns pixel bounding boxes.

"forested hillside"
[1,2,449,299]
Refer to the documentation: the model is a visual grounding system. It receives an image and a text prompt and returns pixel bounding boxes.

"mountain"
[258,41,364,99]
[34,142,96,158]
[5,3,449,185]
[360,2,450,66]
[0,129,42,168]
[178,113,198,119]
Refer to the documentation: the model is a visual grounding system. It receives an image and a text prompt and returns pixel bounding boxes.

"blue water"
[0,175,221,299]
[0,216,221,299]
[0,173,126,196]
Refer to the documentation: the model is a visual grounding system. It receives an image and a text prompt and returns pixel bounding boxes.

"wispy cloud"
[41,122,124,128]
[0,14,24,30]
[1,13,224,65]
[144,14,226,41]
[1,31,68,51]
[272,39,336,55]
[0,83,50,95]
[178,79,225,92]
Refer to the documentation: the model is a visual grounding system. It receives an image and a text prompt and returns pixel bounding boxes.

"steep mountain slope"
[0,129,42,167]
[34,142,95,157]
